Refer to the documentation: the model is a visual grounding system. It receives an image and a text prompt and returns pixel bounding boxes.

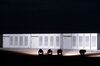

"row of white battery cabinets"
[63,33,97,50]
[3,34,61,49]
[3,34,97,50]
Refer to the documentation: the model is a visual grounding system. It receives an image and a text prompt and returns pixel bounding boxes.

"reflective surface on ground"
[1,48,100,57]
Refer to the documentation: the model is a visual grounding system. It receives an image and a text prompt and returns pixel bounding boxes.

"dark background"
[0,0,100,33]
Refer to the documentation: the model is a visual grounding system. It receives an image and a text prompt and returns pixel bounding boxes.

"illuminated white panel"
[77,33,84,49]
[9,36,14,48]
[31,36,39,48]
[24,36,28,46]
[56,36,60,47]
[44,36,48,46]
[84,33,91,50]
[91,33,97,50]
[50,36,53,46]
[15,36,18,46]
[22,34,31,48]
[72,34,78,49]
[39,36,43,46]
[63,34,72,49]
[19,36,23,48]
[3,36,10,48]
[48,36,53,49]
[53,34,61,49]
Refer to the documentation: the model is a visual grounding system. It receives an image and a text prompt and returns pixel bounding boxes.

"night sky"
[0,0,99,33]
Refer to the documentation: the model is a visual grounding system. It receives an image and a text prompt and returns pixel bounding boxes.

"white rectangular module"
[84,33,91,50]
[63,34,72,49]
[91,33,97,50]
[31,34,61,49]
[3,34,31,48]
[77,33,84,49]
[72,34,78,49]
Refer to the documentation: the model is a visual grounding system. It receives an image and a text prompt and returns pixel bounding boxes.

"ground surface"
[1,48,100,65]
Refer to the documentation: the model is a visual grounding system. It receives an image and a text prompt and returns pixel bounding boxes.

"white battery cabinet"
[91,33,97,50]
[62,34,72,49]
[3,34,31,48]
